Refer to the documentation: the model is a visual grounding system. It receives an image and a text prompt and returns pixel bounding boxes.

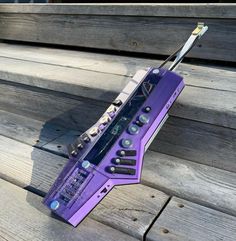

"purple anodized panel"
[43,22,208,227]
[43,67,184,226]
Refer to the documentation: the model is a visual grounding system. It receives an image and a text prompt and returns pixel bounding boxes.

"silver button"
[121,139,133,148]
[139,114,150,124]
[82,160,90,169]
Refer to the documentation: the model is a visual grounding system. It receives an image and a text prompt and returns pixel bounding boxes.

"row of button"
[68,133,91,157]
[107,150,137,175]
[106,106,152,175]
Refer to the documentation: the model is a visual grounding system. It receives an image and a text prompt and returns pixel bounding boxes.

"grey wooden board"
[142,151,236,217]
[146,197,236,241]
[0,14,235,62]
[0,134,169,239]
[0,42,235,92]
[42,132,236,217]
[42,117,236,173]
[0,81,235,172]
[1,108,236,220]
[0,80,107,131]
[151,117,236,172]
[0,3,235,18]
[0,109,67,147]
[0,178,139,241]
[0,51,236,130]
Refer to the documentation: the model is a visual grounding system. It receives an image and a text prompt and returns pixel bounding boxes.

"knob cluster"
[67,99,123,157]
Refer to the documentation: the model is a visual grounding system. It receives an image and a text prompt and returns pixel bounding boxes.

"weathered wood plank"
[151,117,236,172]
[43,132,236,217]
[0,56,235,130]
[1,107,236,219]
[0,13,235,61]
[0,81,234,172]
[0,178,139,241]
[146,197,236,241]
[0,4,235,18]
[142,151,236,217]
[0,109,67,147]
[41,116,236,173]
[0,134,169,239]
[0,80,107,131]
[0,42,235,92]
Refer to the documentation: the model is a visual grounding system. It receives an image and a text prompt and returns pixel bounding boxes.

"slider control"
[112,158,136,166]
[117,149,137,157]
[108,166,136,175]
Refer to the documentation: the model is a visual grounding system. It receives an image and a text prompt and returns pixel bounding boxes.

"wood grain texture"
[42,117,236,173]
[0,55,235,130]
[0,13,235,61]
[0,80,107,131]
[0,178,139,241]
[151,117,236,172]
[0,42,235,92]
[1,110,236,220]
[0,4,235,18]
[146,197,236,241]
[0,109,67,147]
[0,135,169,239]
[142,151,236,217]
[0,81,234,172]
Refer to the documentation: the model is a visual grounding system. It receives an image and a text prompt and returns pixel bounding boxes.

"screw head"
[152,69,160,75]
[82,160,90,169]
[50,200,60,210]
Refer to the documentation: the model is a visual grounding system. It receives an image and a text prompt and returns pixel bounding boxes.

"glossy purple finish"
[43,68,184,226]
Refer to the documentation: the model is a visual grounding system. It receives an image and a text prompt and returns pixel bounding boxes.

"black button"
[107,166,136,175]
[112,99,123,107]
[112,158,136,166]
[68,144,78,157]
[81,133,90,143]
[144,106,151,113]
[135,120,144,127]
[117,149,137,157]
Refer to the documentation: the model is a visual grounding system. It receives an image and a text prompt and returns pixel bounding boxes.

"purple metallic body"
[43,67,185,226]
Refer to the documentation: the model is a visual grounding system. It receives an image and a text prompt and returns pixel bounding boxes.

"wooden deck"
[0,3,236,241]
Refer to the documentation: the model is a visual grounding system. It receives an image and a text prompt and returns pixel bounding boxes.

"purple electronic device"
[43,23,208,226]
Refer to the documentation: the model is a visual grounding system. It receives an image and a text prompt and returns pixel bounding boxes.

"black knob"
[68,144,78,157]
[81,133,90,143]
[112,99,123,107]
[144,106,151,113]
[74,138,84,150]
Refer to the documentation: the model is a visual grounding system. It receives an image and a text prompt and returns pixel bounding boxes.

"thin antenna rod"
[159,23,208,71]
